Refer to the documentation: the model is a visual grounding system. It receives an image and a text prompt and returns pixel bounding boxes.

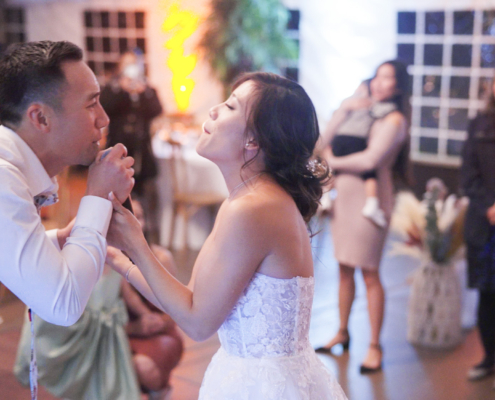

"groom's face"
[50,60,109,166]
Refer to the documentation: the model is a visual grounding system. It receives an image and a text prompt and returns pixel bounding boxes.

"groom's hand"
[86,144,135,203]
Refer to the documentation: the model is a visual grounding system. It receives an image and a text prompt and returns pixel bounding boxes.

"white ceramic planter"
[407,259,463,349]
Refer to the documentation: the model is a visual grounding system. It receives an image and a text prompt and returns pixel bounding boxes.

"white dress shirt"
[0,125,112,326]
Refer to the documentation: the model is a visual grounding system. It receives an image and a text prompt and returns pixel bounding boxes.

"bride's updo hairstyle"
[233,72,330,223]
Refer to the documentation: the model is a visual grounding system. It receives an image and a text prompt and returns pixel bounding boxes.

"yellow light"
[162,3,199,112]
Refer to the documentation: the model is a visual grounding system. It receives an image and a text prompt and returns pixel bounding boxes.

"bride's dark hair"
[232,72,330,223]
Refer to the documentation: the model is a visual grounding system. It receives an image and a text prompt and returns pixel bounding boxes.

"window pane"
[421,106,440,128]
[102,37,111,53]
[425,12,444,35]
[424,44,443,66]
[447,139,464,156]
[450,76,470,99]
[84,11,93,28]
[483,10,495,35]
[101,11,110,28]
[452,44,472,67]
[136,38,146,53]
[135,12,145,29]
[481,44,495,68]
[85,36,95,52]
[453,11,474,35]
[479,77,493,99]
[398,12,416,34]
[287,10,300,30]
[118,12,127,29]
[397,43,415,65]
[420,137,438,154]
[448,108,469,131]
[5,8,24,24]
[423,75,441,97]
[119,37,128,54]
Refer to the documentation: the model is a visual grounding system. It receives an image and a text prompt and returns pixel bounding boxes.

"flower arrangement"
[390,178,469,265]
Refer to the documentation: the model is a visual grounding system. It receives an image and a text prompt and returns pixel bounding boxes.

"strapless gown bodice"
[218,272,314,358]
[199,272,348,400]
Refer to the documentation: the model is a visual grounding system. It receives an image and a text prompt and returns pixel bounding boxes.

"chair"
[167,141,225,250]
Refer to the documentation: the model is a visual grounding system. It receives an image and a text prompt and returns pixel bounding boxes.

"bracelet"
[125,264,136,283]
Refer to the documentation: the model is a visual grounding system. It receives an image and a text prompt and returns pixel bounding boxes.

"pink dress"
[328,115,407,270]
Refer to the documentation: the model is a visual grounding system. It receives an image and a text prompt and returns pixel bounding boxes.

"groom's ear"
[26,103,52,133]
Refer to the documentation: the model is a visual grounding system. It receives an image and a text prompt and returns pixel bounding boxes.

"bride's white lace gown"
[198,272,348,400]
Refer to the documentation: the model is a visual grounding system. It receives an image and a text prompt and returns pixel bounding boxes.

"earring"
[245,139,256,148]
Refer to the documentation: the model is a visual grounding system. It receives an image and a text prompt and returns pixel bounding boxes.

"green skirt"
[14,270,141,400]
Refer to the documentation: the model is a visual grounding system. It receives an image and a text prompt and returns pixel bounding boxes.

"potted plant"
[390,179,469,349]
[198,0,297,96]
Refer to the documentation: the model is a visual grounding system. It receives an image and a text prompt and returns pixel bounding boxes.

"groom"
[0,40,135,326]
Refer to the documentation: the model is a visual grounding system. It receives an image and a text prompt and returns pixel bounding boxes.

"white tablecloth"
[153,135,228,250]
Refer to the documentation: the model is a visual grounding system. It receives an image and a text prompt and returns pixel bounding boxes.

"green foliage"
[424,188,453,264]
[198,0,297,93]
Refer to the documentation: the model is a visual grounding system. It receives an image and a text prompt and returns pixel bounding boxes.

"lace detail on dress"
[199,273,348,400]
[218,273,314,358]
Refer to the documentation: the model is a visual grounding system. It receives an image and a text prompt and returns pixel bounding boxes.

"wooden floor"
[0,171,494,399]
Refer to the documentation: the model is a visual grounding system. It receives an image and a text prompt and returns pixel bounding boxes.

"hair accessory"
[305,159,329,179]
[125,264,136,282]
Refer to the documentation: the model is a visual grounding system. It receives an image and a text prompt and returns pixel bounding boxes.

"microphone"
[100,148,134,214]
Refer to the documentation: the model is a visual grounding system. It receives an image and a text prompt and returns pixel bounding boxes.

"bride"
[106,72,347,399]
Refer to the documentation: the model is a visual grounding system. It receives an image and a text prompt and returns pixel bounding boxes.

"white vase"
[407,259,463,349]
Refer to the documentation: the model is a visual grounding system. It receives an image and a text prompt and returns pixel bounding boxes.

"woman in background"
[461,76,495,382]
[315,61,411,374]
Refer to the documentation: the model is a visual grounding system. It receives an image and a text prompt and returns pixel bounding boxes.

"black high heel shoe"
[315,329,350,354]
[359,343,382,374]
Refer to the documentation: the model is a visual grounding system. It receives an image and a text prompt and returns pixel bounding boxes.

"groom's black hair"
[0,40,83,126]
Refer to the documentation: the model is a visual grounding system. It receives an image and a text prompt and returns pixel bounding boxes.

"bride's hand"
[107,192,146,254]
[106,246,133,275]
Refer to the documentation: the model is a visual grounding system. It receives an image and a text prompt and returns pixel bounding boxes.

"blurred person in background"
[101,49,163,243]
[315,60,411,374]
[461,75,495,383]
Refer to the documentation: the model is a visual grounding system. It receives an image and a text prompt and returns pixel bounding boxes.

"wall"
[287,0,397,125]
[7,0,223,123]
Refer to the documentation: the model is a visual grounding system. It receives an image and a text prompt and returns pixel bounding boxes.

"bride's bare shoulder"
[221,186,293,228]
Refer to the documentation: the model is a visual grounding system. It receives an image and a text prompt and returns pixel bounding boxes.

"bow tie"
[33,192,59,209]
